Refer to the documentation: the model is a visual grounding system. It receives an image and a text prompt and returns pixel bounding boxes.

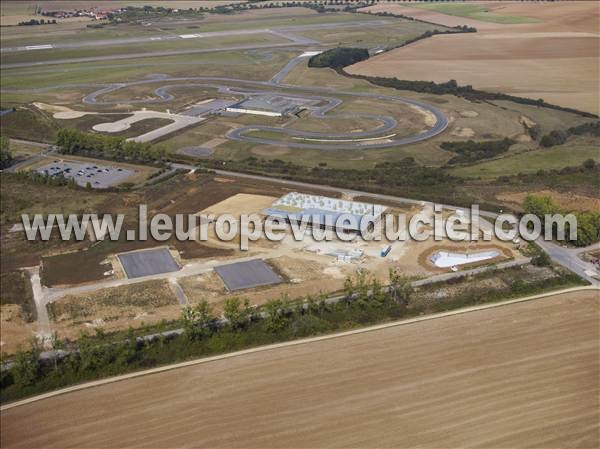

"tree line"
[198,155,461,205]
[1,271,411,401]
[308,47,370,68]
[540,121,600,148]
[343,74,598,119]
[56,129,165,164]
[18,18,57,26]
[523,194,600,247]
[0,136,14,170]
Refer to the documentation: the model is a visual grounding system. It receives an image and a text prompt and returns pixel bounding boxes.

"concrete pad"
[215,259,282,291]
[118,248,180,279]
[92,110,204,142]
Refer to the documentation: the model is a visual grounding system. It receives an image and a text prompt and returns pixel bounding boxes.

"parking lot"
[36,160,134,188]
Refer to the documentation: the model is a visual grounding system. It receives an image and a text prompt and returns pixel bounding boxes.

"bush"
[0,135,14,169]
[343,73,597,118]
[523,194,600,247]
[540,130,567,148]
[540,121,600,148]
[308,47,369,69]
[532,251,551,267]
[56,128,165,163]
[441,138,515,164]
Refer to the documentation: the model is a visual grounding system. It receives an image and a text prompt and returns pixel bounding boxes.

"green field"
[409,3,540,24]
[1,32,286,65]
[0,49,295,90]
[295,21,446,49]
[1,11,391,47]
[449,137,600,179]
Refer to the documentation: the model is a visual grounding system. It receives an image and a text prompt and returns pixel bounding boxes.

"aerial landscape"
[0,1,598,448]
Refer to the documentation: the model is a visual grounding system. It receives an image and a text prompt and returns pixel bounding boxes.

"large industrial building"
[264,192,387,234]
[226,94,314,117]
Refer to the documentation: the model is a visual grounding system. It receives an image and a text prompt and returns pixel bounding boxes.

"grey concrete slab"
[215,259,282,291]
[182,99,237,116]
[118,248,180,279]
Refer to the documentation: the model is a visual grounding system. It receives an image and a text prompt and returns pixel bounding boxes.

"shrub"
[308,47,369,69]
[441,138,515,164]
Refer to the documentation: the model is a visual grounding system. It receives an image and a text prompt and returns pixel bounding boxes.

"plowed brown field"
[348,1,600,114]
[2,290,599,449]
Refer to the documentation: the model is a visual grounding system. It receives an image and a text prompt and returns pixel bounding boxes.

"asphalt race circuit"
[77,71,448,149]
[3,73,448,150]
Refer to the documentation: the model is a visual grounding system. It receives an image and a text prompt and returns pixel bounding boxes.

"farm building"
[264,192,387,234]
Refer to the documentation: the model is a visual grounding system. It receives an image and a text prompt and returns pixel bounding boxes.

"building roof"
[231,95,313,115]
[264,192,387,232]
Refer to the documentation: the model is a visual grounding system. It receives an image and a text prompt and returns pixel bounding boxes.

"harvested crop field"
[349,1,600,114]
[2,290,598,448]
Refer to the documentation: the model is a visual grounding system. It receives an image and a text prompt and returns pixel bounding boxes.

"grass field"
[295,20,446,49]
[409,2,540,24]
[1,32,287,65]
[47,280,181,339]
[0,271,35,322]
[0,49,295,90]
[450,137,600,179]
[2,290,597,448]
[1,10,389,47]
[0,107,58,143]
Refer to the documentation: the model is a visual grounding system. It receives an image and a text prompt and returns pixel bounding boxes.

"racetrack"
[78,75,448,150]
[2,290,598,448]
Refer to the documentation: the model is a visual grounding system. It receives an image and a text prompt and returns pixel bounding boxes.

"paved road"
[0,19,397,69]
[268,52,311,84]
[1,42,312,70]
[537,240,599,286]
[0,28,314,54]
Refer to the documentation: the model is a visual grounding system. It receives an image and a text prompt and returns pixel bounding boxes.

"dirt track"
[2,290,599,449]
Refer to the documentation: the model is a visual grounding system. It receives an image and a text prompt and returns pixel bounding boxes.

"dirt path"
[168,278,188,306]
[25,267,51,341]
[2,289,598,449]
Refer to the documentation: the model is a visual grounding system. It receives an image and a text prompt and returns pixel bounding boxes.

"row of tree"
[56,128,165,163]
[343,74,598,119]
[540,121,600,148]
[308,47,370,68]
[18,19,57,26]
[523,194,600,247]
[2,271,412,399]
[0,136,14,170]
